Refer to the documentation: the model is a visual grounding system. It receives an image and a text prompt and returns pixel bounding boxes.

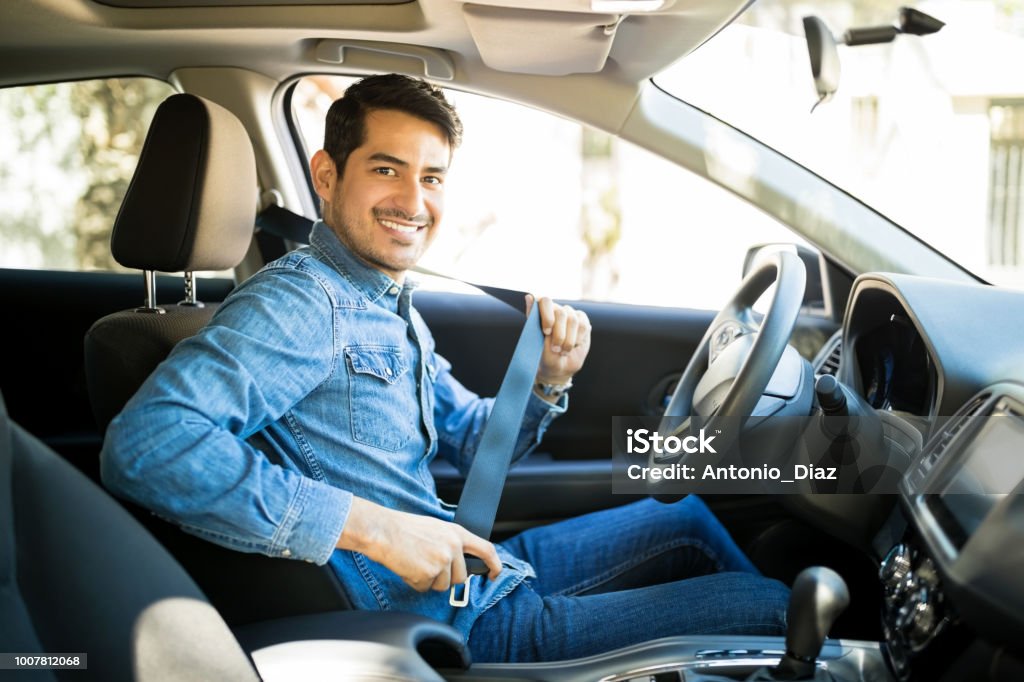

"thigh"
[468,572,790,663]
[499,495,758,596]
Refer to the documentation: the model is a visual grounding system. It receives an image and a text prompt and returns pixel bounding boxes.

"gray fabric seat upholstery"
[85,305,218,433]
[0,390,259,682]
[83,93,354,625]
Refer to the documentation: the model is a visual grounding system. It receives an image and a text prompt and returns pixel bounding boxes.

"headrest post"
[134,270,165,315]
[178,271,205,308]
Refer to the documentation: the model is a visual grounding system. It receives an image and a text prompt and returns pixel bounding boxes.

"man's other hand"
[527,295,591,387]
[337,497,503,593]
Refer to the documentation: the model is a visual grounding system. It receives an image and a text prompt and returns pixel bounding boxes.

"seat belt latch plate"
[449,574,475,608]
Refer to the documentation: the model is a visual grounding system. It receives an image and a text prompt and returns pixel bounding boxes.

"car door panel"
[417,290,840,529]
[417,291,713,532]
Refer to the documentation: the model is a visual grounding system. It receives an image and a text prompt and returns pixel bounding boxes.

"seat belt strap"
[414,267,545,554]
[451,303,542,567]
[406,273,545,604]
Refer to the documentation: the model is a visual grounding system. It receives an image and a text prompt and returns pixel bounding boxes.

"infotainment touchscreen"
[928,414,1024,547]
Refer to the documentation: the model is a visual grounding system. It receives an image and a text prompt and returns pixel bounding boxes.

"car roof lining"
[1,0,749,132]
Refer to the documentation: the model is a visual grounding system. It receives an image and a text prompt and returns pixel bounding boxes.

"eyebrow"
[367,152,447,175]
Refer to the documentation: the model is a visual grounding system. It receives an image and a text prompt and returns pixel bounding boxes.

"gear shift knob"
[775,566,849,679]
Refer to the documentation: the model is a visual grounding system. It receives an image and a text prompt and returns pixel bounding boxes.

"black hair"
[323,73,463,176]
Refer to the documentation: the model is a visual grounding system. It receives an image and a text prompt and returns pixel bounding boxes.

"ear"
[310,149,337,203]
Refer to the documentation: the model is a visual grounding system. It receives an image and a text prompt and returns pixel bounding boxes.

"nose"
[392,175,428,220]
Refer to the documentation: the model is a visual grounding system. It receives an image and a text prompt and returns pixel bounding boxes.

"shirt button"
[384,367,393,377]
[281,549,292,558]
[389,286,399,295]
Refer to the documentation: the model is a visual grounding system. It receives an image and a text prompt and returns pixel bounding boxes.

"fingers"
[460,530,504,581]
[538,296,556,335]
[429,563,452,593]
[549,303,569,354]
[560,308,580,353]
[536,296,570,352]
[421,527,499,592]
[526,295,594,354]
[450,551,469,588]
[535,297,590,356]
[575,309,591,349]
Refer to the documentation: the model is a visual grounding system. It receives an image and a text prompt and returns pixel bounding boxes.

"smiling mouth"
[378,218,424,235]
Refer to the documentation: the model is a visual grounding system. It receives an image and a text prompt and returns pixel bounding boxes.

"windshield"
[656,0,1024,290]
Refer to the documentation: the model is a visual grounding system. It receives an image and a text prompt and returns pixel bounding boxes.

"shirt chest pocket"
[345,345,418,452]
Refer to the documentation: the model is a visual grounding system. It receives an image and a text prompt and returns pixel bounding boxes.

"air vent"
[922,393,990,470]
[815,335,842,376]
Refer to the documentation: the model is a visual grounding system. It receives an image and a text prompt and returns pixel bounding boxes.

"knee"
[670,494,726,534]
[676,494,711,515]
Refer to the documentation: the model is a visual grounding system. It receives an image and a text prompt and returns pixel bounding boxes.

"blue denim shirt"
[101,220,565,638]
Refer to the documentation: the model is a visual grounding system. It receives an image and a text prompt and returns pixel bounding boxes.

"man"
[102,74,788,664]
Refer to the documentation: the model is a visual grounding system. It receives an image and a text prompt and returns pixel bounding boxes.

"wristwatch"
[535,378,573,400]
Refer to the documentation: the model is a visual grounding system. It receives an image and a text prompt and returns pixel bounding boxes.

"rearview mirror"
[802,16,840,108]
[802,7,944,110]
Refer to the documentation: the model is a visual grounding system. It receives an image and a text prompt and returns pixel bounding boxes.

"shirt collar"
[309,220,418,305]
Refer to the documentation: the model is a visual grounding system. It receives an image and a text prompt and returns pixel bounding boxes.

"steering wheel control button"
[709,322,745,364]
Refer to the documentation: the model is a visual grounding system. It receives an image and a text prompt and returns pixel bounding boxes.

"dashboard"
[836,273,1024,681]
[840,273,1024,429]
[854,317,934,416]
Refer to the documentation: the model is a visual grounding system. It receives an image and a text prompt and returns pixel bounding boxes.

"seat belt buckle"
[449,574,475,608]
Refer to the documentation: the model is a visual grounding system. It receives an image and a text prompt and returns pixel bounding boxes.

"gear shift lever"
[773,566,849,680]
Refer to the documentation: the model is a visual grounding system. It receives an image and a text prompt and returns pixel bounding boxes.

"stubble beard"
[327,202,430,277]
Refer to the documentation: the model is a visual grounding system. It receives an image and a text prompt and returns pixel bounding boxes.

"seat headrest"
[111,94,257,273]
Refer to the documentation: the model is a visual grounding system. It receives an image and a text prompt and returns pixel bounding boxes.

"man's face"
[317,108,450,282]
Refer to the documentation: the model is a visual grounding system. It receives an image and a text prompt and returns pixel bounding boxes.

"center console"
[876,385,1024,681]
[455,636,886,682]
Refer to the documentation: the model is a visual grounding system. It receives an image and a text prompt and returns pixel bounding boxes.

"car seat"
[82,93,352,625]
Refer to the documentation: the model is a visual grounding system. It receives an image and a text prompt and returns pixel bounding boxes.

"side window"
[0,78,175,272]
[290,76,804,310]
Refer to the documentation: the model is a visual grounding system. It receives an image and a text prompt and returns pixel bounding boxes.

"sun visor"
[462,4,619,76]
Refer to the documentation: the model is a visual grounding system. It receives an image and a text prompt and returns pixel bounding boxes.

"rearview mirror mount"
[802,7,944,112]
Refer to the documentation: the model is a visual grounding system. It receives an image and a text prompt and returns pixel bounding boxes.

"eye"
[422,176,442,185]
[374,167,397,176]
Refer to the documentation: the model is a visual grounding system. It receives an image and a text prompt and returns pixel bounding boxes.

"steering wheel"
[651,250,807,478]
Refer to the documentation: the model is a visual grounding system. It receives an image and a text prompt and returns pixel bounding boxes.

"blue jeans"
[468,496,790,662]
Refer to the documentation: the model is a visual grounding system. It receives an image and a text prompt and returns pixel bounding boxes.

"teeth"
[380,219,421,234]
